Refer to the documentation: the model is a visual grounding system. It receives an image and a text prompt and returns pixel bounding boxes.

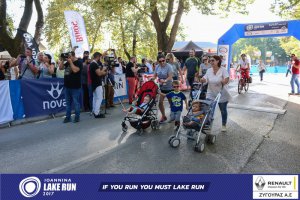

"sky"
[7,0,285,48]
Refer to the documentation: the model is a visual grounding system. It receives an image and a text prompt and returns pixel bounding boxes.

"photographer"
[125,56,139,104]
[59,51,82,123]
[103,49,117,108]
[90,52,107,118]
[10,47,38,79]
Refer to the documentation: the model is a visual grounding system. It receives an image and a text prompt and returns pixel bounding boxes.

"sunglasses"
[209,59,216,62]
[159,60,165,63]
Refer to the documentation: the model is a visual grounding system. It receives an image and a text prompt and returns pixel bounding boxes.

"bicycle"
[237,69,249,94]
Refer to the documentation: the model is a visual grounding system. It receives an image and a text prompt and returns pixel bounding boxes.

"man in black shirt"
[90,52,107,118]
[60,51,82,123]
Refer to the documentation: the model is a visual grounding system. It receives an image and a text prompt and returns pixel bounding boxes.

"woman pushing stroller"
[200,55,230,132]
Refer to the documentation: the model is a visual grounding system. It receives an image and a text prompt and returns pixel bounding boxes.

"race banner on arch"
[64,10,90,58]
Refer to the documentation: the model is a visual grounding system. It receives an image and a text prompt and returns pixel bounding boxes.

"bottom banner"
[0,174,298,200]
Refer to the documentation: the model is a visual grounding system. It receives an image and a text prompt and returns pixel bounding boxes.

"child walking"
[161,80,188,130]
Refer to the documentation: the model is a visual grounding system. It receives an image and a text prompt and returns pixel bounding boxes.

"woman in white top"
[200,55,230,132]
[258,60,266,81]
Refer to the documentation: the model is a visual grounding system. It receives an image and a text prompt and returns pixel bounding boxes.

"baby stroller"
[121,80,160,135]
[188,82,207,106]
[168,89,221,153]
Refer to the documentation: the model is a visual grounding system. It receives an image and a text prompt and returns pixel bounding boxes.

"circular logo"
[219,47,228,54]
[19,177,41,198]
[246,25,254,31]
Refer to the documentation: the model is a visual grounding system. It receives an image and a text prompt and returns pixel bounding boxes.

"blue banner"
[9,80,25,120]
[0,174,298,200]
[21,78,66,117]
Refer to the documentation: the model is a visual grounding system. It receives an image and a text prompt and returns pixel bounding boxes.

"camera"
[60,52,71,59]
[2,61,10,70]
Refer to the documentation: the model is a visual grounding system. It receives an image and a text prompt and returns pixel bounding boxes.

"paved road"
[0,74,299,174]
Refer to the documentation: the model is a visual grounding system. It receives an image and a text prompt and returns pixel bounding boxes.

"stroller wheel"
[207,135,216,144]
[168,135,176,144]
[170,138,180,148]
[136,129,143,135]
[151,120,158,130]
[194,142,205,153]
[122,123,128,132]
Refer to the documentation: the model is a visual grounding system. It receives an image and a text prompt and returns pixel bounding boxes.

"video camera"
[103,49,118,70]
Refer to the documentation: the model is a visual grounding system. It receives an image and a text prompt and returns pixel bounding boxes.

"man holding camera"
[90,52,107,118]
[60,51,82,123]
[10,47,38,79]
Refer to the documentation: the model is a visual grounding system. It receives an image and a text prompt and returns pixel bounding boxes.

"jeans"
[259,71,264,81]
[218,101,228,126]
[65,87,81,119]
[290,74,300,93]
[88,84,93,111]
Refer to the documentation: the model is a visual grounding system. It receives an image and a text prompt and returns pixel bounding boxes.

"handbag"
[260,69,265,73]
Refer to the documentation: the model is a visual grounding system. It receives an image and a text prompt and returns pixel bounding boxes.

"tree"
[126,0,255,52]
[241,45,260,62]
[272,0,300,57]
[0,0,44,57]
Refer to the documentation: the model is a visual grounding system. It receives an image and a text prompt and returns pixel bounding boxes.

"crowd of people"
[0,47,235,132]
[1,46,299,134]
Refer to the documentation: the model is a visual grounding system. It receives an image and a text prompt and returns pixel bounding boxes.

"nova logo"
[47,82,63,99]
[43,82,66,110]
[19,177,41,198]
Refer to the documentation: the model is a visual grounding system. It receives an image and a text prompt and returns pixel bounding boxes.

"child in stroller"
[168,92,221,153]
[122,95,151,115]
[121,80,160,134]
[182,100,205,131]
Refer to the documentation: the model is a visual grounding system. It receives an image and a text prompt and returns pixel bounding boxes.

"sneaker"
[159,116,167,124]
[110,104,116,107]
[168,119,175,123]
[73,117,80,123]
[288,92,295,95]
[221,125,227,132]
[95,114,105,118]
[63,117,71,123]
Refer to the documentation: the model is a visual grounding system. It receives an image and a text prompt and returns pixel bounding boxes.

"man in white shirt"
[237,54,251,82]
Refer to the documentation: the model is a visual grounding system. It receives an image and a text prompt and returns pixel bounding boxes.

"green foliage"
[232,38,287,63]
[241,45,260,60]
[279,37,300,56]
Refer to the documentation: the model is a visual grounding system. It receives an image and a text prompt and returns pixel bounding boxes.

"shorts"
[170,111,182,122]
[160,89,173,94]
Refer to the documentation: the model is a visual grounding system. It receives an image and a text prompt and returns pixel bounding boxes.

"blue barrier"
[0,75,128,124]
[250,65,288,74]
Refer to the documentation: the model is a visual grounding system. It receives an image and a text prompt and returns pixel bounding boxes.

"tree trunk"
[33,0,44,45]
[120,17,131,60]
[90,21,102,53]
[0,0,36,57]
[150,0,184,53]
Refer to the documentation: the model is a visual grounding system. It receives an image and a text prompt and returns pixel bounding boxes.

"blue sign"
[21,78,66,117]
[245,21,288,36]
[1,174,298,200]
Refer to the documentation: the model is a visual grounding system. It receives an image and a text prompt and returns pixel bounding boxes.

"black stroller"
[121,81,160,135]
